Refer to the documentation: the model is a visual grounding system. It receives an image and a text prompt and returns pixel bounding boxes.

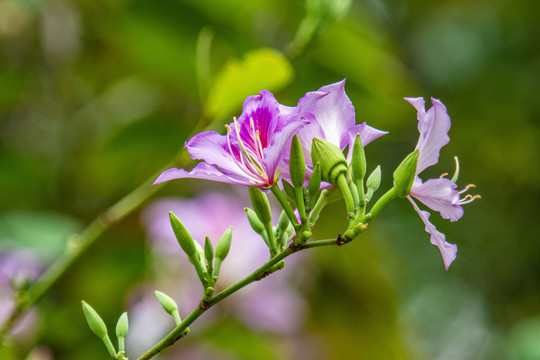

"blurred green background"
[1,0,539,359]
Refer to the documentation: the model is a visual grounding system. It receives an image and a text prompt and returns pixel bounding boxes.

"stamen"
[458,194,481,205]
[459,184,476,194]
[451,156,460,183]
[439,173,449,179]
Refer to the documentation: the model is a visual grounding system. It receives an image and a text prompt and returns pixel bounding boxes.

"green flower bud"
[116,312,129,353]
[169,211,197,259]
[289,135,306,188]
[81,301,108,339]
[204,236,214,268]
[281,180,296,202]
[366,166,381,193]
[248,187,272,225]
[82,301,116,357]
[155,290,182,325]
[351,134,366,182]
[244,208,266,236]
[311,138,348,184]
[276,210,290,237]
[393,150,419,198]
[214,227,232,280]
[215,226,232,261]
[307,163,321,208]
[115,312,129,338]
[154,290,178,315]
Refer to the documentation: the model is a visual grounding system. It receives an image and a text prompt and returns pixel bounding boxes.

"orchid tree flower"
[282,79,387,179]
[404,97,480,270]
[154,90,307,188]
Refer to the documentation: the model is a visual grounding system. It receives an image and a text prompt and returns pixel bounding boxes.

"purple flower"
[287,79,386,166]
[154,90,307,188]
[404,97,479,270]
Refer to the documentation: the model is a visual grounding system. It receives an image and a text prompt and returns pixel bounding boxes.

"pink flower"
[154,91,307,188]
[404,97,479,270]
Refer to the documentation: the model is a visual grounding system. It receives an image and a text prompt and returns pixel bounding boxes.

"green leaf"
[204,48,294,121]
[0,211,81,260]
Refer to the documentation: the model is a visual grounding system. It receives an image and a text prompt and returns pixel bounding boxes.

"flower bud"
[115,312,129,339]
[351,134,366,182]
[307,163,321,208]
[169,211,197,260]
[289,135,306,188]
[155,290,182,325]
[276,210,290,237]
[248,187,272,225]
[204,236,214,268]
[215,226,232,262]
[311,138,348,184]
[366,166,381,192]
[214,227,232,280]
[116,312,129,353]
[81,301,108,340]
[393,150,419,197]
[281,180,296,202]
[244,208,266,236]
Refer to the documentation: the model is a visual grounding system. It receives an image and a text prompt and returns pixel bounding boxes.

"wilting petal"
[406,97,451,174]
[410,177,463,222]
[407,196,457,270]
[153,162,253,186]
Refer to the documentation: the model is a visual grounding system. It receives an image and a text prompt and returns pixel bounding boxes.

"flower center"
[225,117,269,184]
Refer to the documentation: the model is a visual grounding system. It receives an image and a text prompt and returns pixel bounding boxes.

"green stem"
[295,187,307,223]
[270,184,299,228]
[309,189,328,225]
[136,233,352,359]
[366,187,397,221]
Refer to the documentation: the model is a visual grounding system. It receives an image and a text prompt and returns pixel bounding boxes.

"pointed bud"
[215,227,232,261]
[366,166,381,193]
[115,312,129,339]
[281,180,296,202]
[154,290,178,315]
[289,135,306,188]
[311,138,348,184]
[393,150,419,197]
[248,187,272,225]
[204,236,214,268]
[169,211,197,259]
[276,210,290,237]
[351,134,366,182]
[307,163,321,208]
[244,208,266,236]
[155,290,182,325]
[214,227,232,279]
[82,301,117,357]
[115,312,129,353]
[81,301,108,339]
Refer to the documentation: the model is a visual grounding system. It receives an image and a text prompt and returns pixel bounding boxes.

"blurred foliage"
[1,0,539,359]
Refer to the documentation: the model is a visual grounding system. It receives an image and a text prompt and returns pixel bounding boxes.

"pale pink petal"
[407,196,457,270]
[409,98,451,174]
[153,162,254,186]
[410,177,463,222]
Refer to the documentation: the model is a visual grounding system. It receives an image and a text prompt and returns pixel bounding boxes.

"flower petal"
[406,97,451,174]
[185,130,246,176]
[410,177,463,222]
[153,162,254,186]
[297,79,355,148]
[407,196,457,270]
[262,118,308,182]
